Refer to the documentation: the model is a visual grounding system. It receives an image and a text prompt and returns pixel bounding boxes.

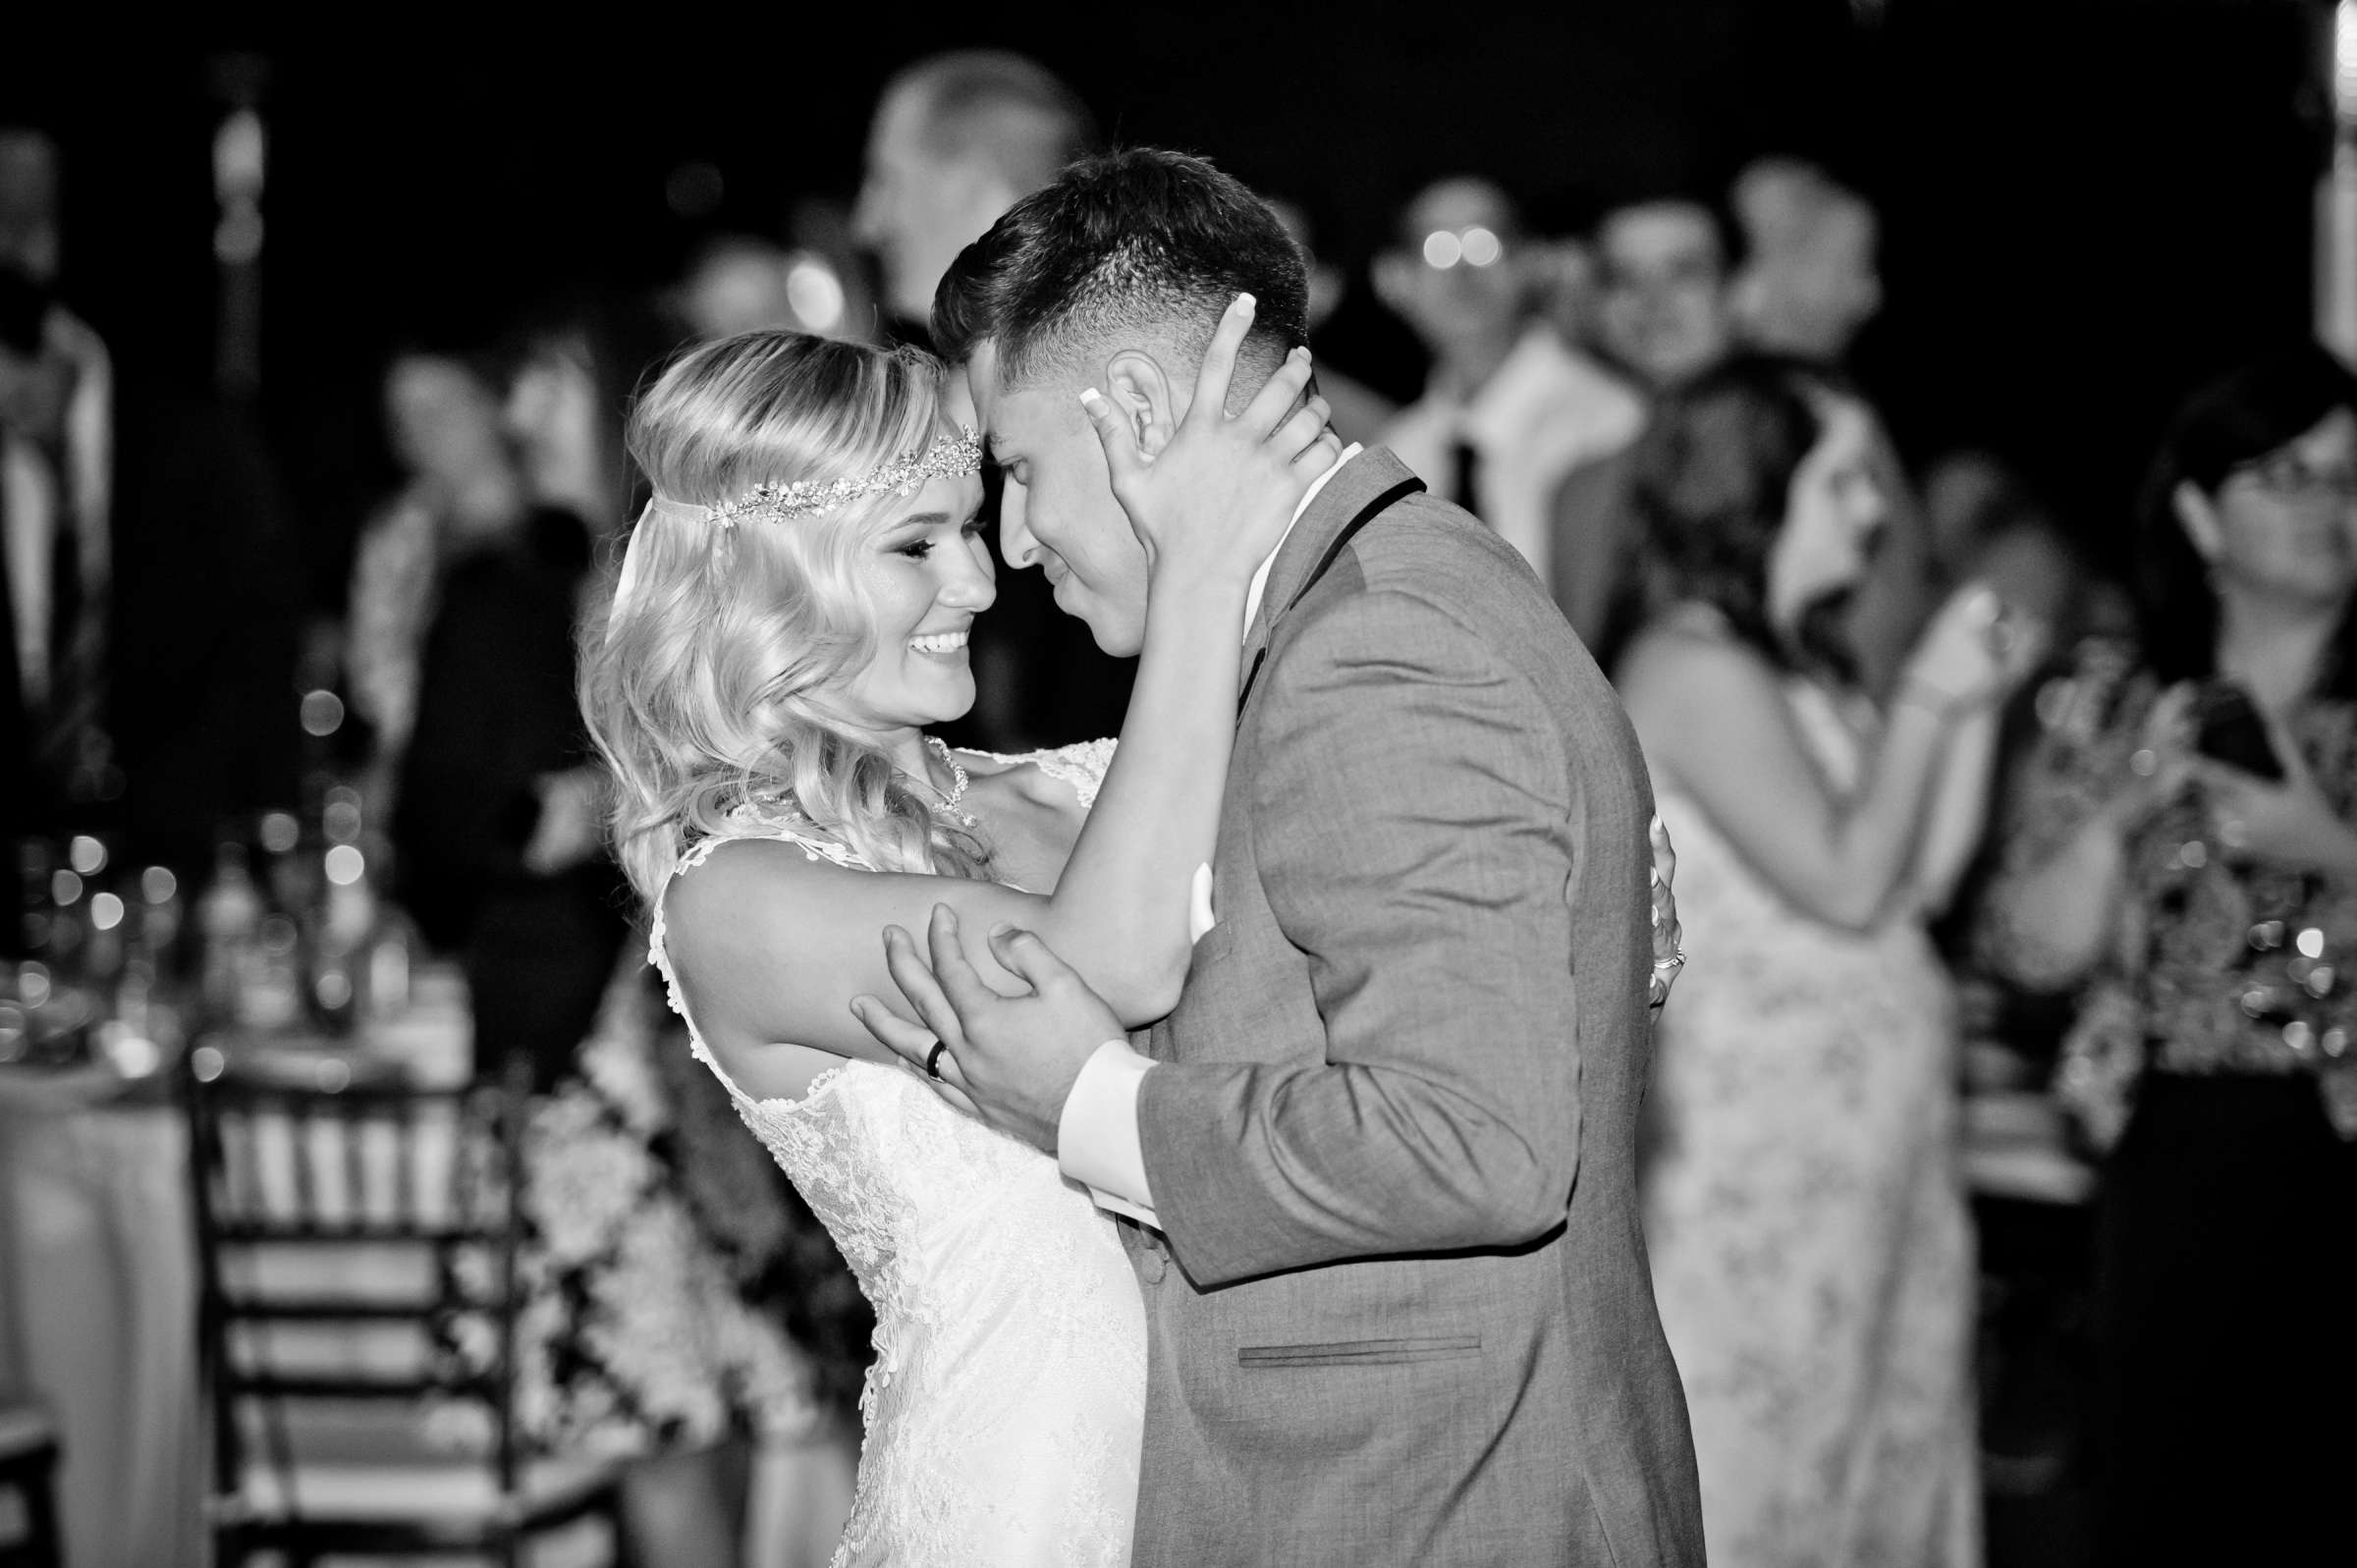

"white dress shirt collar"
[1241,443,1364,644]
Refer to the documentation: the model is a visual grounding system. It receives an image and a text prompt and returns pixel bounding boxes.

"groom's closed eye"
[985,441,1029,489]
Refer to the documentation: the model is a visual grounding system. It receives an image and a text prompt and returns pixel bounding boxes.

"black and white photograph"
[0,3,2350,1564]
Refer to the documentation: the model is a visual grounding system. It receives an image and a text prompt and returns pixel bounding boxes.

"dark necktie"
[1448,438,1481,515]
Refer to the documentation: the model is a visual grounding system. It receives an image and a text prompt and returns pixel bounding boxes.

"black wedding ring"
[925,1041,950,1079]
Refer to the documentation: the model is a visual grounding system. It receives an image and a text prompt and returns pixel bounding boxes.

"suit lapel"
[1238,447,1420,696]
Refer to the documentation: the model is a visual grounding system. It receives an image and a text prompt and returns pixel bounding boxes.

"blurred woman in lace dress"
[1976,347,2357,1566]
[1615,356,2043,1568]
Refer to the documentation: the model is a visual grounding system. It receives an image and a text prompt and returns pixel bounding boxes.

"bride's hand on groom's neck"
[1083,293,1342,596]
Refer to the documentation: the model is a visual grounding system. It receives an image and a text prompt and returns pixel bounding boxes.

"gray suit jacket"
[1129,448,1704,1566]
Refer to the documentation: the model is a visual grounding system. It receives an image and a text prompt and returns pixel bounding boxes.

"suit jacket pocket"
[1183,911,1240,971]
[1236,1334,1481,1369]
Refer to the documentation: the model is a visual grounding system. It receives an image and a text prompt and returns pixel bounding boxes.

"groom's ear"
[1103,351,1178,460]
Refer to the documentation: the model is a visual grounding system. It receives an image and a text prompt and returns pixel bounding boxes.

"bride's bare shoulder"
[664,833,865,936]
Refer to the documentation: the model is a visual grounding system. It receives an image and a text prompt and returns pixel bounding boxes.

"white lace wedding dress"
[649,742,1145,1568]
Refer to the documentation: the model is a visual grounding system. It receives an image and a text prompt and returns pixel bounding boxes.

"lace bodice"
[648,741,1144,1567]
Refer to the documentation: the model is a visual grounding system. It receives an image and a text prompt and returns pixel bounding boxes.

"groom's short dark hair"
[931,147,1310,390]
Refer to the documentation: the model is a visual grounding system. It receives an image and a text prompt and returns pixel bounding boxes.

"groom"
[871,150,1703,1565]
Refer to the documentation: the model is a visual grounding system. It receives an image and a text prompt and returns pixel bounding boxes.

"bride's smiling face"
[829,468,995,735]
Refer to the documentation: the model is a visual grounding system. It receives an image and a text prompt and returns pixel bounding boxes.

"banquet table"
[0,964,472,1568]
[0,1057,203,1568]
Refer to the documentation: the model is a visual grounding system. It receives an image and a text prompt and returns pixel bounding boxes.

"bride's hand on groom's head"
[1081,292,1342,594]
[851,904,1124,1156]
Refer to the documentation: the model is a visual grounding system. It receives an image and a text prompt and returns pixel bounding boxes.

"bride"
[581,297,1337,1566]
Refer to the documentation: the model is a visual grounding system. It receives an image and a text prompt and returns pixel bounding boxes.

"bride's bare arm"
[669,298,1340,1062]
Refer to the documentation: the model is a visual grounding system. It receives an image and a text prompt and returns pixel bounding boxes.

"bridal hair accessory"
[678,424,984,531]
[605,426,985,642]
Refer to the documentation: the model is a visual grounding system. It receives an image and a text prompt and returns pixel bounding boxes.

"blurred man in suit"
[1377,177,1644,598]
[0,129,111,844]
[854,52,1099,344]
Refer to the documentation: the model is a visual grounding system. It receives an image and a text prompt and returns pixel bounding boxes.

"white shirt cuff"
[1057,1039,1161,1230]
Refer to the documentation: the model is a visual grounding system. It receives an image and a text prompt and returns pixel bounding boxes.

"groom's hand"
[851,904,1124,1155]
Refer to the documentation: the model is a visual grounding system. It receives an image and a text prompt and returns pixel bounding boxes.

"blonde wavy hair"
[581,329,992,909]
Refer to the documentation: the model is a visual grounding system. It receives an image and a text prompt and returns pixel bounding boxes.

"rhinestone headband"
[676,425,984,530]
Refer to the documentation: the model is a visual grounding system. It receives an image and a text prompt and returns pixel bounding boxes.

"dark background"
[4,0,2333,611]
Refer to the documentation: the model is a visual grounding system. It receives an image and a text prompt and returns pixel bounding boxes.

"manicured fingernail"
[988,921,1014,939]
[1235,293,1256,314]
[849,997,869,1017]
[1078,387,1103,408]
[1292,345,1311,361]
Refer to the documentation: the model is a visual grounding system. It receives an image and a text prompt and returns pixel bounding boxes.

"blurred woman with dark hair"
[343,342,526,815]
[1615,355,2044,1568]
[394,292,659,1092]
[1978,346,2357,1565]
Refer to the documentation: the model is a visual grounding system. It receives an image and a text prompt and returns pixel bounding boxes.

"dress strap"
[1023,738,1117,811]
[649,816,878,1106]
[959,738,1118,812]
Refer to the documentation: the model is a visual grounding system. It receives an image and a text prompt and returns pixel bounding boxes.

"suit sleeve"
[1136,589,1585,1285]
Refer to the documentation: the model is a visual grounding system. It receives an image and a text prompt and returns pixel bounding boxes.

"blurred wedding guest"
[1529,230,1605,358]
[1265,193,1398,444]
[1594,193,1740,396]
[1728,158,1883,368]
[1547,193,1738,649]
[1375,176,1643,589]
[853,51,1097,341]
[1974,348,2357,1567]
[1726,162,1937,696]
[344,344,525,809]
[1616,356,2045,1568]
[437,964,855,1568]
[853,51,1121,749]
[1924,449,2131,648]
[394,294,670,1086]
[21,118,301,872]
[0,128,111,838]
